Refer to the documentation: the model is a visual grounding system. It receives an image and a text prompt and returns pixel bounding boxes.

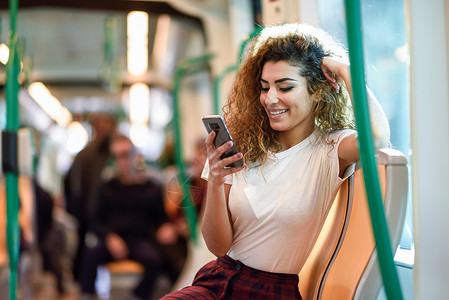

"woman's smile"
[268,108,289,116]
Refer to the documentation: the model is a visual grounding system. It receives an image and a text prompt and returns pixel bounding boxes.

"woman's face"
[259,60,316,146]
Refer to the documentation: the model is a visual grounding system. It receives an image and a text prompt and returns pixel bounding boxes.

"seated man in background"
[80,135,178,300]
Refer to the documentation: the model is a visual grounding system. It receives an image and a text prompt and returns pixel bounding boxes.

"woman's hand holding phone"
[205,130,245,185]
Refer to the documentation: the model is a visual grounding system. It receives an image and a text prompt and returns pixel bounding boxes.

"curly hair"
[223,23,355,166]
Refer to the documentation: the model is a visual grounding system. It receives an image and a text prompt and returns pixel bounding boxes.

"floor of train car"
[33,272,79,300]
[0,262,173,300]
[32,271,172,300]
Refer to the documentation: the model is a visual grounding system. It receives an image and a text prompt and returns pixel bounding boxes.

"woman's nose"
[266,89,279,104]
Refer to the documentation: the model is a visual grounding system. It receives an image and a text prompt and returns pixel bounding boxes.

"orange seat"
[299,148,408,300]
[105,260,144,274]
[98,260,144,299]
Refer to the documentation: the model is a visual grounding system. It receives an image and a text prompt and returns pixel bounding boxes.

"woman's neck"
[278,124,315,151]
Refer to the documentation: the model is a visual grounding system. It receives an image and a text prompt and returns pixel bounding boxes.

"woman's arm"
[200,131,245,257]
[201,182,233,257]
[321,57,391,165]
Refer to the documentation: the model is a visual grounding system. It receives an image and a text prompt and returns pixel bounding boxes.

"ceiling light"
[28,82,72,127]
[127,11,149,76]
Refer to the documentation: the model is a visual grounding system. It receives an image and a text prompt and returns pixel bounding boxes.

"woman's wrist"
[208,179,225,190]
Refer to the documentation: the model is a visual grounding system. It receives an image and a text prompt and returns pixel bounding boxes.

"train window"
[318,0,413,260]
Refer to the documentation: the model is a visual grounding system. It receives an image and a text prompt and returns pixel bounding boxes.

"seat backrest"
[299,148,408,300]
[298,171,354,299]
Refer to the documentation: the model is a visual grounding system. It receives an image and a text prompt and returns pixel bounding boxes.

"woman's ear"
[311,88,322,103]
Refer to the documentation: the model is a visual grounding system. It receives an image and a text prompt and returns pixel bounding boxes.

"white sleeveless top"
[202,129,356,274]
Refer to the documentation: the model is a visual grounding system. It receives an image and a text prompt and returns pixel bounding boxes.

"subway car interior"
[0,0,448,299]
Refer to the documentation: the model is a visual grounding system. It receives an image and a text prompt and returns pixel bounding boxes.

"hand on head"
[321,57,350,94]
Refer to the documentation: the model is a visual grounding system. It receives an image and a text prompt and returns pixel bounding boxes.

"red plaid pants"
[160,255,302,300]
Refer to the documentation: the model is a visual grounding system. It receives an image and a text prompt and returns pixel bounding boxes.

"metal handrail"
[5,0,20,299]
[172,53,214,243]
[345,1,403,299]
[212,27,263,115]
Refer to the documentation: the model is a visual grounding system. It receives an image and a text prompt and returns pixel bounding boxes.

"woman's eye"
[261,87,269,92]
[280,86,293,92]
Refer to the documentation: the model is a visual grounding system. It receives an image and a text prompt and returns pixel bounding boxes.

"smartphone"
[202,115,244,168]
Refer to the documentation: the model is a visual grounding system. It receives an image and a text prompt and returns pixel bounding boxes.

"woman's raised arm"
[321,57,390,165]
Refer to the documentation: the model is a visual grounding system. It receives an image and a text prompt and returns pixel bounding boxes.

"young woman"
[162,23,390,300]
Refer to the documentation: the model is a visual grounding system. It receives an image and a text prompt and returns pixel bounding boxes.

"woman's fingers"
[208,137,234,162]
[210,157,245,181]
[323,67,336,82]
[218,152,243,168]
[322,58,341,93]
[205,131,216,154]
[205,133,245,183]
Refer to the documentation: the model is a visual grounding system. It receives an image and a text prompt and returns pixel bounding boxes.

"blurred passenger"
[80,135,178,300]
[63,113,117,282]
[34,180,66,294]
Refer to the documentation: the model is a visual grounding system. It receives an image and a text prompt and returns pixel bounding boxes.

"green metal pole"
[212,27,263,115]
[5,0,20,299]
[237,26,263,64]
[344,1,403,299]
[104,16,114,64]
[102,15,121,92]
[172,54,214,243]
